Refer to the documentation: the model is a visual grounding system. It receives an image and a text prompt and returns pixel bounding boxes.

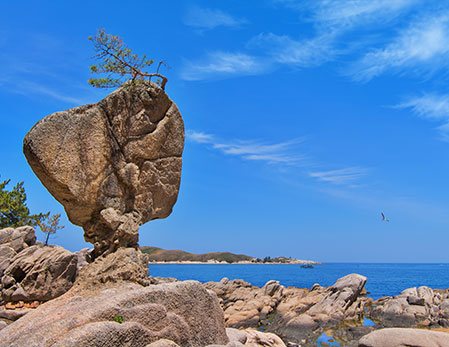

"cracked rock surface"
[23,82,184,257]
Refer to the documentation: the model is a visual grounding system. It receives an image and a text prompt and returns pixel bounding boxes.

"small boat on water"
[301,264,314,269]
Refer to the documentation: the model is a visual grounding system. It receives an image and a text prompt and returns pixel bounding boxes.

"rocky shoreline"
[149,260,321,265]
[1,226,449,346]
[2,83,448,346]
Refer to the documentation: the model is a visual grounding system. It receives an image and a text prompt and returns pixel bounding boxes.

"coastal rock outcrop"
[358,328,449,347]
[23,81,184,257]
[0,226,87,307]
[0,280,228,347]
[1,244,77,303]
[204,278,285,328]
[271,273,368,343]
[368,286,449,329]
[206,274,370,345]
[0,226,36,276]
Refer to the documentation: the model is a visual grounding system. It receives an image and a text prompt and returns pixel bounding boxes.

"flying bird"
[381,212,389,222]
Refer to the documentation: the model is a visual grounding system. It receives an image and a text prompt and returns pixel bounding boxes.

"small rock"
[226,328,247,344]
[407,295,425,306]
[146,339,180,347]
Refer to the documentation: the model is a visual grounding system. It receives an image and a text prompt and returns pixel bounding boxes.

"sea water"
[148,263,449,300]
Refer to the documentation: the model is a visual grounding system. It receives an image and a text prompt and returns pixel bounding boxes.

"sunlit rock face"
[23,82,184,257]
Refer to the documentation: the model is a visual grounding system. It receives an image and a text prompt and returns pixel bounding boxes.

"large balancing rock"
[23,82,184,257]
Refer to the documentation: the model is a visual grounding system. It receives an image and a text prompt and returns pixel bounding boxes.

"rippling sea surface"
[149,263,449,300]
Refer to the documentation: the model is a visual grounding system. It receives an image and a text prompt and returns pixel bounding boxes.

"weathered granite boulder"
[206,328,286,347]
[358,328,449,347]
[73,247,150,290]
[271,273,368,343]
[204,278,285,328]
[0,226,36,276]
[1,244,77,303]
[0,280,228,347]
[23,81,184,257]
[368,286,449,328]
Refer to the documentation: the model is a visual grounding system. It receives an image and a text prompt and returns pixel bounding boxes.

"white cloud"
[187,130,305,165]
[185,130,215,144]
[396,94,449,139]
[397,94,449,121]
[309,167,367,185]
[181,52,268,81]
[249,32,338,67]
[351,13,449,81]
[10,81,86,105]
[182,1,426,81]
[184,6,246,30]
[309,0,418,29]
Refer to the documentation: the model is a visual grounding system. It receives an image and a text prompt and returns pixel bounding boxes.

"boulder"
[147,340,180,347]
[0,280,228,347]
[1,243,77,303]
[243,329,286,347]
[271,274,368,343]
[0,226,36,277]
[0,226,36,253]
[367,285,449,328]
[226,328,247,344]
[73,247,150,290]
[23,81,185,257]
[358,328,449,347]
[205,279,285,328]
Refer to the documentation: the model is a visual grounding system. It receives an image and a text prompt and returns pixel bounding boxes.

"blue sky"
[2,0,449,262]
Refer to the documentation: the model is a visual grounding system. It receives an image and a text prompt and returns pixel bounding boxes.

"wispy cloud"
[188,130,368,187]
[309,167,367,185]
[309,0,418,29]
[181,52,268,81]
[182,1,449,82]
[395,93,449,139]
[184,6,247,30]
[248,32,338,67]
[186,130,305,165]
[10,81,87,105]
[351,13,449,81]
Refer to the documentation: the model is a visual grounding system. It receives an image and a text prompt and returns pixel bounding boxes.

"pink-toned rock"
[0,280,228,347]
[23,81,184,257]
[358,328,449,347]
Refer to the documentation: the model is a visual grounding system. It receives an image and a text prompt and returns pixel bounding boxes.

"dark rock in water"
[0,280,228,347]
[23,82,184,257]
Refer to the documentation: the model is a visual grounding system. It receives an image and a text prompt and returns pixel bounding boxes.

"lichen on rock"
[23,81,184,258]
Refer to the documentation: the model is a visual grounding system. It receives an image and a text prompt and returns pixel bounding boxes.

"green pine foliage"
[88,29,168,89]
[0,178,49,229]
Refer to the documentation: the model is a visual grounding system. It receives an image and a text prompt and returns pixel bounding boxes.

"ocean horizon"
[149,263,449,300]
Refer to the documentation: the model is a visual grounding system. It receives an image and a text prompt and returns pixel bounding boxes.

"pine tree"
[0,178,49,228]
[88,29,168,89]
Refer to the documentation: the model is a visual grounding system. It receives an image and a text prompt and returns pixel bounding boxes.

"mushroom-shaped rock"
[23,82,184,257]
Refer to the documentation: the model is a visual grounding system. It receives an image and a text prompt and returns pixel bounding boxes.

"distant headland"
[140,246,322,264]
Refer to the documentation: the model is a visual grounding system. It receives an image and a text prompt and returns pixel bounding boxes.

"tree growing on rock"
[88,29,169,89]
[0,177,48,228]
[37,213,64,246]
